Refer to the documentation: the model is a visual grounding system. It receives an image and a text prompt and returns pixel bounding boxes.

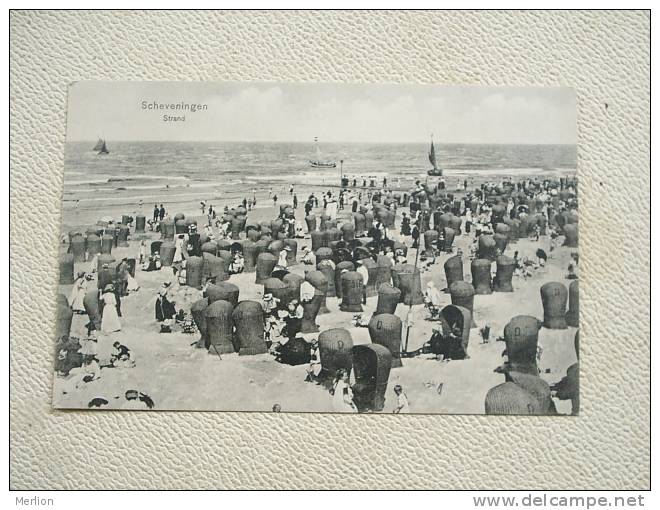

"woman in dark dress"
[400,213,411,236]
[155,283,176,323]
[411,224,420,249]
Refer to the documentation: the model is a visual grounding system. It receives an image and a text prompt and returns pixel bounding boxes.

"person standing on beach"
[293,194,298,209]
[68,272,87,313]
[411,223,420,249]
[159,204,165,221]
[153,204,159,222]
[268,187,273,198]
[356,260,369,305]
[97,263,114,291]
[101,284,121,334]
[115,258,129,297]
[331,370,358,413]
[273,194,278,206]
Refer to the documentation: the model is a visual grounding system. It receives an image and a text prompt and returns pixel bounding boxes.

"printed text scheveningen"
[140,100,208,113]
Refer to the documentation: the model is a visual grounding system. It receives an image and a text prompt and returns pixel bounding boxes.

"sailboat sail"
[427,138,442,176]
[315,137,322,160]
[428,140,437,170]
[93,138,104,151]
[310,137,336,168]
[97,140,109,155]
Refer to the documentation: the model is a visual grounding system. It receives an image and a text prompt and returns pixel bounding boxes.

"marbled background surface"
[9,10,650,489]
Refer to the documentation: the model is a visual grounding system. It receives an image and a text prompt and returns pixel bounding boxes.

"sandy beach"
[53,180,578,415]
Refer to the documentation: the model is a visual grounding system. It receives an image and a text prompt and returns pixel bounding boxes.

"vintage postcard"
[53,82,578,414]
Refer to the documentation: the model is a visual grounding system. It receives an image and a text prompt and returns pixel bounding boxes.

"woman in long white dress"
[126,273,140,292]
[425,281,442,308]
[326,198,338,221]
[101,285,122,333]
[68,272,88,313]
[88,253,99,274]
[173,234,186,264]
[331,369,358,413]
[277,247,290,269]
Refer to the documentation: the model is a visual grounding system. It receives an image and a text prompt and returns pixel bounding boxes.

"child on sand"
[138,240,147,265]
[393,385,410,413]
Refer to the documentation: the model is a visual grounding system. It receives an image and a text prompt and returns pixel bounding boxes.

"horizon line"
[68,139,577,146]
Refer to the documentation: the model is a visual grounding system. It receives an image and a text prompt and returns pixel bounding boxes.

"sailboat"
[427,136,442,176]
[309,137,336,168]
[93,138,109,155]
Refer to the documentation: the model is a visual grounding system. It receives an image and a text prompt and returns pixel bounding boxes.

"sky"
[67,81,576,145]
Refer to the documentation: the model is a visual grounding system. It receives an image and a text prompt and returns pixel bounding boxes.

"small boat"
[309,137,336,168]
[94,138,109,155]
[427,136,442,176]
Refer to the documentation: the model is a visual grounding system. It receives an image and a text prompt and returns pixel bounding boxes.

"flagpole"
[403,207,423,354]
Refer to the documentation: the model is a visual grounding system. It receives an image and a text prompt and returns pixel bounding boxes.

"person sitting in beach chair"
[424,282,443,320]
[229,252,244,274]
[299,279,316,304]
[261,293,281,318]
[300,246,315,265]
[176,260,187,285]
[295,221,305,238]
[142,255,159,272]
[281,300,304,342]
[277,246,292,269]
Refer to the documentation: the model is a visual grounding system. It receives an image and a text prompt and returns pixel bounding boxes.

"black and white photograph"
[52,81,579,414]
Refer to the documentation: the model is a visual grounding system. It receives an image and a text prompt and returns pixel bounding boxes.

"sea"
[62,141,576,228]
